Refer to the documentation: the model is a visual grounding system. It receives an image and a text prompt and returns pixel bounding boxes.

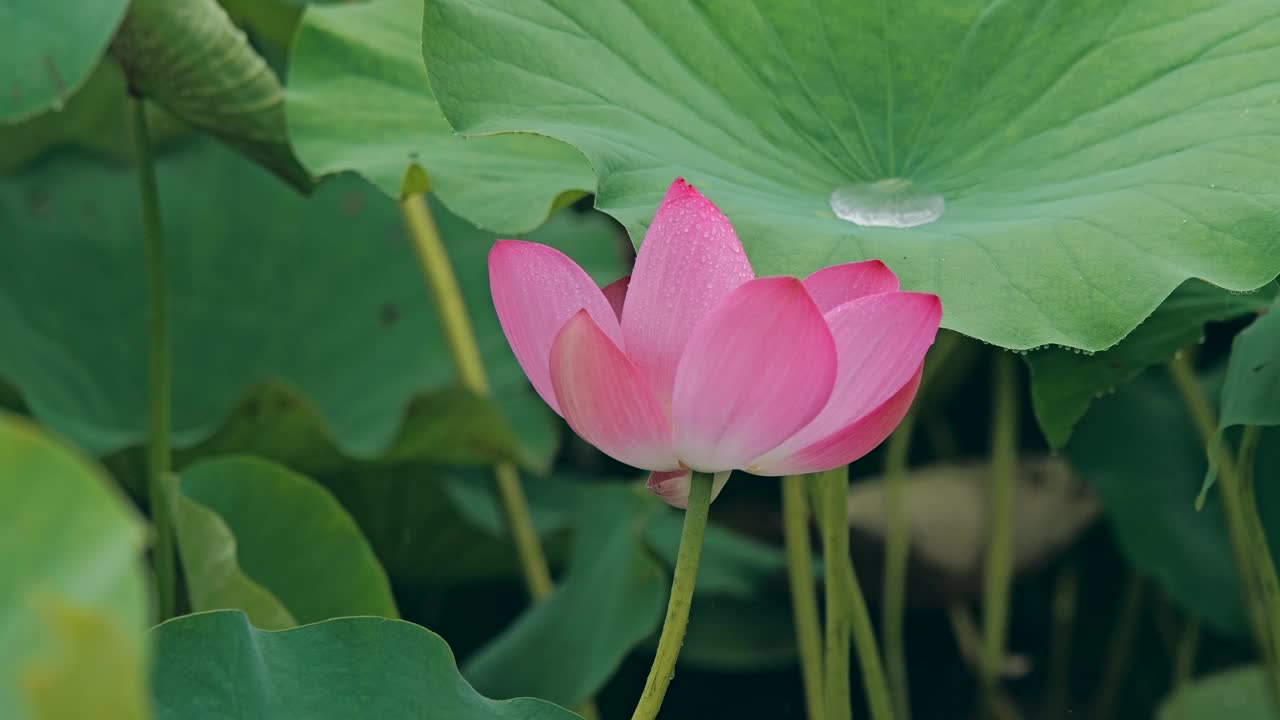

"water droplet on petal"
[830,178,945,229]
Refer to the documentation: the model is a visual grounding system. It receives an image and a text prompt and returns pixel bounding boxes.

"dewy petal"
[489,240,623,414]
[550,310,678,471]
[671,277,837,472]
[601,275,630,321]
[621,178,754,409]
[749,368,922,476]
[751,292,941,473]
[646,469,731,509]
[802,260,900,314]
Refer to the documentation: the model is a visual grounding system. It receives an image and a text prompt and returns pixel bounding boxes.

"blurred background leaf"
[464,486,666,709]
[0,137,626,472]
[1158,665,1276,720]
[0,0,130,122]
[1069,367,1280,635]
[175,456,397,628]
[0,414,149,720]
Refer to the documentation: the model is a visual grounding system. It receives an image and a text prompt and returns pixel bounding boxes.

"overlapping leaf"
[1028,281,1275,447]
[151,611,581,720]
[1204,305,1280,494]
[424,0,1280,350]
[175,456,397,629]
[286,0,594,232]
[0,0,130,122]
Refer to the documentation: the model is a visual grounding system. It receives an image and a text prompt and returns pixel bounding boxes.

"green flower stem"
[1235,424,1280,701]
[811,468,895,720]
[881,419,915,720]
[131,94,176,622]
[1091,575,1145,720]
[1167,355,1280,707]
[783,474,825,720]
[1173,619,1200,693]
[882,331,961,720]
[631,471,715,720]
[840,532,896,720]
[398,193,554,602]
[980,351,1018,712]
[1046,562,1078,720]
[821,467,853,720]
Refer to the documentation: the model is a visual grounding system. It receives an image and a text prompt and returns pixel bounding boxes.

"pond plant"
[3,1,1280,719]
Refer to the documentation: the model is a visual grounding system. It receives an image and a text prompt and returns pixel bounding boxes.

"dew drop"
[829,178,945,229]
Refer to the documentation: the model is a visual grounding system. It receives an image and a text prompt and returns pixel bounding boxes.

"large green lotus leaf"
[1158,666,1276,720]
[463,486,664,709]
[423,0,1280,350]
[175,456,397,630]
[286,0,594,233]
[150,610,581,720]
[1203,305,1280,494]
[1027,281,1276,448]
[0,414,149,720]
[0,0,130,122]
[1068,370,1280,634]
[0,140,624,467]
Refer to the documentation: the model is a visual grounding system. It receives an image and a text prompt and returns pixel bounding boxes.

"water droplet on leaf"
[829,178,945,229]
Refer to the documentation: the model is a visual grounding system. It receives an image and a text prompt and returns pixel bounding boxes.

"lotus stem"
[821,467,854,720]
[130,93,176,622]
[1046,562,1078,720]
[399,193,554,602]
[783,474,826,720]
[980,351,1018,715]
[882,330,961,720]
[631,471,715,720]
[1091,575,1145,720]
[1167,355,1280,709]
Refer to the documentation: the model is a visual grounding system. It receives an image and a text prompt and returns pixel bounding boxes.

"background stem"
[1091,575,1145,720]
[821,467,853,720]
[399,193,554,601]
[1167,355,1280,708]
[981,351,1018,714]
[784,475,826,720]
[841,534,896,720]
[1046,562,1078,720]
[131,94,175,622]
[631,471,715,720]
[882,331,961,720]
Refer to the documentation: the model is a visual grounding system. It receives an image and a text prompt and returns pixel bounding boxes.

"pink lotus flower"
[490,179,941,508]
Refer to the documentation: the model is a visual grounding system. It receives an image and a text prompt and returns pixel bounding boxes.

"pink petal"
[748,369,922,476]
[646,469,731,509]
[671,277,837,472]
[549,310,677,471]
[601,275,630,321]
[750,292,941,474]
[621,178,754,409]
[489,240,623,414]
[802,260,900,313]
